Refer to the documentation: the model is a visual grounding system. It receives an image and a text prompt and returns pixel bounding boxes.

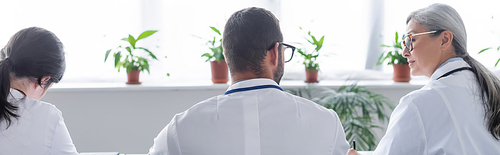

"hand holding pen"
[347,140,359,155]
[353,140,356,150]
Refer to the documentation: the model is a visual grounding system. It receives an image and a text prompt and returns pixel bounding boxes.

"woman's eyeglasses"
[402,31,439,52]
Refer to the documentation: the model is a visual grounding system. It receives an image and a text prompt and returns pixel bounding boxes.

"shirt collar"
[9,88,25,98]
[226,78,280,92]
[7,88,28,104]
[430,58,470,81]
[437,57,463,69]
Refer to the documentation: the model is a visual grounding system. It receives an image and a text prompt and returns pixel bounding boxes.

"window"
[1,0,499,84]
[0,0,142,82]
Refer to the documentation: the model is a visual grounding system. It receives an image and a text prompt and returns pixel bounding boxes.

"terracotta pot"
[392,64,411,82]
[210,60,229,83]
[305,69,319,83]
[126,70,142,84]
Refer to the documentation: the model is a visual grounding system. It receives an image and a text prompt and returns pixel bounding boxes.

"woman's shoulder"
[9,89,62,118]
[402,84,440,102]
[399,82,450,111]
[38,100,63,117]
[16,97,63,122]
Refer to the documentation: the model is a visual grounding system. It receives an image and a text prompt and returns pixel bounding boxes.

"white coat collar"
[226,78,280,92]
[9,88,26,99]
[429,59,470,81]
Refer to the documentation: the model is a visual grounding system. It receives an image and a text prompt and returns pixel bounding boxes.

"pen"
[353,140,356,150]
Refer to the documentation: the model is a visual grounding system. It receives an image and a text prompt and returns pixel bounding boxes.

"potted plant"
[104,30,160,84]
[297,27,324,83]
[201,26,228,84]
[377,32,410,82]
[287,84,393,151]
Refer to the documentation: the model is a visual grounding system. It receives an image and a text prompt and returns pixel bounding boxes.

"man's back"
[149,79,349,155]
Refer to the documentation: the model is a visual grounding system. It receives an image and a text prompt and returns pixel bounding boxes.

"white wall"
[42,81,422,154]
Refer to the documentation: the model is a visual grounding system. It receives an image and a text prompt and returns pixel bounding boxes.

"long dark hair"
[408,3,500,139]
[0,27,65,128]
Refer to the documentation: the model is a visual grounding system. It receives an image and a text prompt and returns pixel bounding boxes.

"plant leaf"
[210,37,216,46]
[128,35,137,49]
[126,63,132,74]
[143,59,150,74]
[214,46,224,62]
[210,26,221,36]
[376,53,385,66]
[114,52,122,68]
[126,46,133,55]
[137,47,158,60]
[297,48,306,56]
[390,51,396,64]
[201,53,212,58]
[137,30,158,41]
[204,55,213,62]
[305,37,314,44]
[121,37,128,42]
[497,46,500,51]
[316,36,325,52]
[478,47,492,54]
[495,58,500,67]
[395,32,399,43]
[311,35,318,44]
[104,49,112,62]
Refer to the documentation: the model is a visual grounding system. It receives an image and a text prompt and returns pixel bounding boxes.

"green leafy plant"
[287,84,393,151]
[377,32,408,65]
[478,46,500,66]
[201,26,224,63]
[105,30,160,74]
[296,27,324,71]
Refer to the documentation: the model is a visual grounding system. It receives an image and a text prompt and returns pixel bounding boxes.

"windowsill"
[47,79,428,92]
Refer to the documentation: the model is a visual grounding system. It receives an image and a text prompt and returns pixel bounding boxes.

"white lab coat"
[0,89,78,155]
[149,78,349,155]
[374,60,500,154]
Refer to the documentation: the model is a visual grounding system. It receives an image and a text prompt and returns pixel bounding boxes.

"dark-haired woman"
[346,3,500,155]
[0,27,78,154]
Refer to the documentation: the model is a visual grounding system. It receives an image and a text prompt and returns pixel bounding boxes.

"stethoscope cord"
[436,67,474,80]
[224,85,283,95]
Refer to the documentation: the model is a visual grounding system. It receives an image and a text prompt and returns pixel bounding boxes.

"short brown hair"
[223,7,283,76]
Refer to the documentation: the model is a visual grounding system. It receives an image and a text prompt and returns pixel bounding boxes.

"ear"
[34,76,51,89]
[440,30,453,51]
[269,43,279,67]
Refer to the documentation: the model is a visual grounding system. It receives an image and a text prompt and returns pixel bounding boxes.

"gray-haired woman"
[348,3,500,155]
